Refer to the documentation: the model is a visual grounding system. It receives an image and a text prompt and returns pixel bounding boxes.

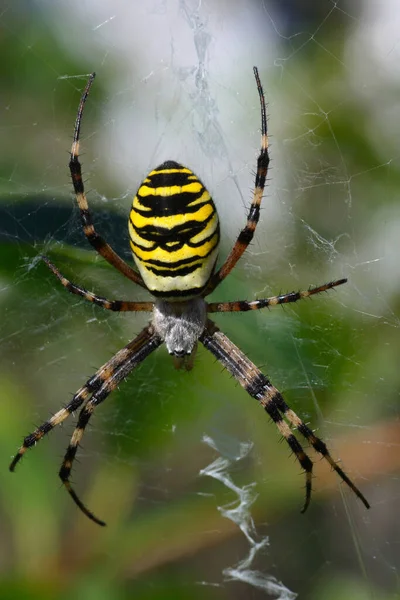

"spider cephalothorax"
[10,68,370,526]
[153,298,207,357]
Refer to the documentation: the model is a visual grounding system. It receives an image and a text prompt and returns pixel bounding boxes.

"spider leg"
[204,67,269,296]
[271,393,370,511]
[207,279,347,313]
[69,74,145,288]
[42,255,154,312]
[9,326,159,471]
[200,318,370,512]
[9,326,160,468]
[59,325,162,526]
[10,384,92,471]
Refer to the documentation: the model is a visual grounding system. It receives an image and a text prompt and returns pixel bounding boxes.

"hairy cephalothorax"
[152,298,207,357]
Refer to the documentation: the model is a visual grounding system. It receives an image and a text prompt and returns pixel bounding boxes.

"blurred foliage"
[1,2,399,600]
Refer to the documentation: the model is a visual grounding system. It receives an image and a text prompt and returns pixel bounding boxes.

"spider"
[10,68,370,526]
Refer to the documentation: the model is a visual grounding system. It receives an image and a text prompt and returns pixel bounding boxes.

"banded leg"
[59,326,162,526]
[69,74,145,288]
[204,67,269,295]
[42,256,154,312]
[200,319,370,512]
[207,279,347,313]
[10,386,91,471]
[9,326,159,471]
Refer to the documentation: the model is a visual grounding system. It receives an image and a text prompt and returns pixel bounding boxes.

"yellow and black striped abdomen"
[129,161,220,299]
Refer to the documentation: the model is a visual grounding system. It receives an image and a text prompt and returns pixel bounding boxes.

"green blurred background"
[1,1,399,598]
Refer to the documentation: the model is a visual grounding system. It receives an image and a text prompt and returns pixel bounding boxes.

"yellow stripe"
[186,189,211,206]
[144,260,203,274]
[189,213,219,244]
[128,220,153,248]
[130,234,218,264]
[131,196,152,211]
[138,181,203,197]
[142,168,194,183]
[131,202,214,230]
[147,167,193,177]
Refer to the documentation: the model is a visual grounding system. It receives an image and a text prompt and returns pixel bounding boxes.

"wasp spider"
[10,68,370,526]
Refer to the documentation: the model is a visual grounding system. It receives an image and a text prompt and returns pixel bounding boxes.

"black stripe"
[80,208,92,228]
[153,160,184,171]
[298,424,329,456]
[24,422,53,448]
[286,434,313,471]
[238,228,254,245]
[279,292,300,304]
[310,437,328,456]
[77,409,91,429]
[149,284,209,298]
[86,374,106,392]
[255,150,269,188]
[135,235,218,268]
[145,262,200,277]
[146,172,196,188]
[187,226,220,249]
[243,371,273,398]
[297,423,313,439]
[130,214,214,242]
[238,301,250,311]
[59,444,78,479]
[133,232,218,259]
[271,393,290,414]
[130,237,184,252]
[134,195,210,216]
[130,222,219,252]
[248,204,260,223]
[144,254,207,268]
[69,158,84,193]
[262,400,283,424]
[109,300,123,311]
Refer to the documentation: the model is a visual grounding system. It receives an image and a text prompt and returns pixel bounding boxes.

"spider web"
[0,1,399,598]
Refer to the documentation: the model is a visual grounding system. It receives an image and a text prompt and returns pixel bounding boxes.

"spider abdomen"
[129,161,220,299]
